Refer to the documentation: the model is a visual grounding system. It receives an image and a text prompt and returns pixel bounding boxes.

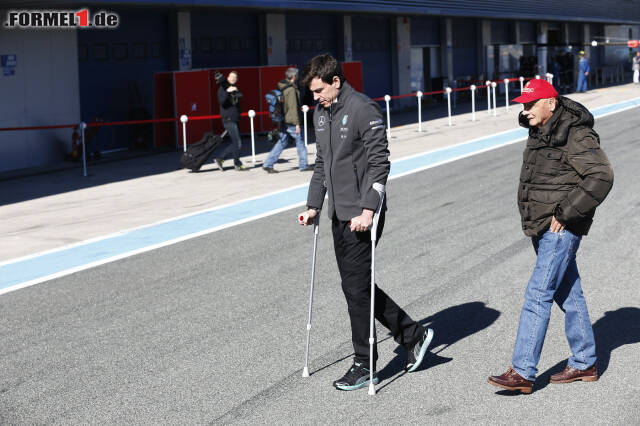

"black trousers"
[331,210,423,369]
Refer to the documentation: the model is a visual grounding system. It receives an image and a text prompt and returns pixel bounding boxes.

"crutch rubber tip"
[368,383,376,395]
[302,367,310,378]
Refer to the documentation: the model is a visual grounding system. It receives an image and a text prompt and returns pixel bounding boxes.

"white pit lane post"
[302,210,320,378]
[384,95,391,139]
[368,182,385,396]
[80,122,87,177]
[248,109,256,164]
[180,114,188,152]
[486,81,491,114]
[491,82,497,117]
[519,76,525,93]
[470,85,476,122]
[445,87,452,126]
[302,105,309,147]
[504,78,510,111]
[416,91,423,132]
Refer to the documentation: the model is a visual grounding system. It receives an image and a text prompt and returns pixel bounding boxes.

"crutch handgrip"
[370,183,386,242]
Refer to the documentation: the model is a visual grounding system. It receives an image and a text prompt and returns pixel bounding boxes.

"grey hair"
[285,67,299,79]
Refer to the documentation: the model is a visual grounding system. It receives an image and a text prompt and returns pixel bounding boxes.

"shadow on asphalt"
[531,307,640,393]
[376,302,501,392]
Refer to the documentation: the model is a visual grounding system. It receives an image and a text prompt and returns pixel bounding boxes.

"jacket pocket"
[536,149,565,175]
[353,165,360,195]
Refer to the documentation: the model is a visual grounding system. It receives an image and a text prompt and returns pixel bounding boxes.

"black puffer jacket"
[518,97,614,237]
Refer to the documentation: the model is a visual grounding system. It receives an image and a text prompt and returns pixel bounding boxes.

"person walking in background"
[263,68,313,173]
[576,51,590,92]
[214,70,248,171]
[488,79,614,394]
[632,51,640,84]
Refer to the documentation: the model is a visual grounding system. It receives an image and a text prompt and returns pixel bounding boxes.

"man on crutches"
[298,54,434,393]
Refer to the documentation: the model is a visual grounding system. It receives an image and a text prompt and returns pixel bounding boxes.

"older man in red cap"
[488,79,614,394]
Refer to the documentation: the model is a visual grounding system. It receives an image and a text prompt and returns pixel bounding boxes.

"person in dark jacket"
[488,79,613,394]
[214,70,248,171]
[297,54,433,391]
[262,67,313,173]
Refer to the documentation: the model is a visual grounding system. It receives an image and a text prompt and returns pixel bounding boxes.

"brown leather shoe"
[550,364,598,384]
[488,367,534,394]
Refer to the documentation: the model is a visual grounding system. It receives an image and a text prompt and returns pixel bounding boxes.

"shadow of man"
[376,302,500,388]
[533,307,640,392]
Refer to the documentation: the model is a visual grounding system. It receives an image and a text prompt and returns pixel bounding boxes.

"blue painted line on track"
[1,97,639,291]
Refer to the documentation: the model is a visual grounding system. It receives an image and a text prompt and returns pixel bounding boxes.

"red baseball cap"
[512,79,558,103]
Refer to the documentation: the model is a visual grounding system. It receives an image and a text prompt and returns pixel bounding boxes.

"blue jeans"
[217,120,242,166]
[263,125,308,170]
[576,74,588,92]
[512,229,597,381]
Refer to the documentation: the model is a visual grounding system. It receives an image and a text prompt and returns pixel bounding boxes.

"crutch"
[368,183,386,396]
[302,211,320,378]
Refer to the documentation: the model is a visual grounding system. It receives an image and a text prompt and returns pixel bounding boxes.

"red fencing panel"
[342,61,363,93]
[209,67,260,135]
[153,72,176,148]
[259,65,293,132]
[173,70,213,146]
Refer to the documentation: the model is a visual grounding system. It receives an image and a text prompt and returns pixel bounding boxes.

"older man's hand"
[550,216,566,233]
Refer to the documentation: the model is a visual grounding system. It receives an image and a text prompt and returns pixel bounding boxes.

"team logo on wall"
[4,9,120,29]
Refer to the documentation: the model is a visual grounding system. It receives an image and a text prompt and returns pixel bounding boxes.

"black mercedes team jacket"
[518,96,614,237]
[306,81,390,221]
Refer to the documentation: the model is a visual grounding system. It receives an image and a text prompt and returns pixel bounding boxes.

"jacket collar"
[526,103,566,149]
[319,81,353,114]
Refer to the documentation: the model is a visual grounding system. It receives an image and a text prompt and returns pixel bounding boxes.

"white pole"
[384,95,391,139]
[416,91,423,132]
[80,122,87,177]
[486,81,491,114]
[491,82,497,117]
[504,78,510,111]
[519,76,524,93]
[248,109,256,164]
[445,87,452,126]
[180,114,188,152]
[470,85,476,122]
[546,73,553,85]
[302,105,309,147]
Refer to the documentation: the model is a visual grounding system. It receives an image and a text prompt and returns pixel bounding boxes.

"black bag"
[180,131,223,172]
